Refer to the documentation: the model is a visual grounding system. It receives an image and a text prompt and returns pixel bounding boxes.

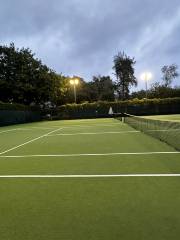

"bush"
[0,101,40,111]
[57,98,180,119]
[0,102,41,126]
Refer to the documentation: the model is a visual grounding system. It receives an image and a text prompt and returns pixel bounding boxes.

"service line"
[0,174,180,178]
[0,151,179,158]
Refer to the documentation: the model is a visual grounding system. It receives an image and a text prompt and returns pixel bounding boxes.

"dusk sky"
[1,0,180,90]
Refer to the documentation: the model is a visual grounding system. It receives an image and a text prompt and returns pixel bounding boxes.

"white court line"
[13,128,33,131]
[0,151,179,158]
[0,127,63,155]
[47,129,180,137]
[1,126,179,135]
[0,122,121,135]
[147,129,180,132]
[0,127,55,134]
[48,130,140,136]
[65,119,117,123]
[29,126,57,130]
[0,174,179,178]
[0,128,21,134]
[49,123,122,129]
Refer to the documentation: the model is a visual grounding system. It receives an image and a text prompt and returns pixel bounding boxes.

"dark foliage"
[113,52,137,100]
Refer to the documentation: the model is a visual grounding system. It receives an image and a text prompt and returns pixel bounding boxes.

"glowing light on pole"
[70,78,79,103]
[140,72,152,98]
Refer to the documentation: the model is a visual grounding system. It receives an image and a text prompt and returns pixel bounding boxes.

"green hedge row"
[0,101,39,111]
[57,98,180,119]
[0,110,41,126]
[0,102,41,126]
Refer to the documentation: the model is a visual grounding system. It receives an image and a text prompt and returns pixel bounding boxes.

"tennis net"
[123,114,180,151]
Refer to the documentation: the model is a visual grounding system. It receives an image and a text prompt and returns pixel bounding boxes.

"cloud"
[0,0,180,89]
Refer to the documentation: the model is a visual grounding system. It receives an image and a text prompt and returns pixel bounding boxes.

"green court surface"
[143,114,180,122]
[0,118,180,240]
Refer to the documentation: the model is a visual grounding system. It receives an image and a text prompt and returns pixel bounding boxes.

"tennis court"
[0,117,180,239]
[143,114,180,122]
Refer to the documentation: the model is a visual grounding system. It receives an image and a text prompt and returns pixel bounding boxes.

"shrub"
[57,98,180,119]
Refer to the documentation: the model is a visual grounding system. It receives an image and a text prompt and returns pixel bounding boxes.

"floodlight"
[70,79,74,85]
[74,79,79,85]
[140,72,152,81]
[140,71,153,98]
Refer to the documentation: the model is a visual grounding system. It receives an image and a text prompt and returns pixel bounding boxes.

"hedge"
[0,101,40,111]
[56,98,180,119]
[0,102,41,126]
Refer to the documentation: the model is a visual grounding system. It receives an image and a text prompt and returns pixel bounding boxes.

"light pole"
[140,72,152,98]
[70,78,79,103]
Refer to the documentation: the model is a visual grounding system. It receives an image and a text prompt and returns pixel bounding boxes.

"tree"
[161,64,179,87]
[0,43,18,102]
[0,43,67,105]
[113,52,137,100]
[88,75,115,102]
[74,77,91,103]
[131,82,180,99]
[54,76,90,104]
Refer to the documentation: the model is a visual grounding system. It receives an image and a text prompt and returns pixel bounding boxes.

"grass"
[143,114,180,122]
[0,118,180,239]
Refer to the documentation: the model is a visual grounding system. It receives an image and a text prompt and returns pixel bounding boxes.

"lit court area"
[143,114,180,122]
[0,116,180,239]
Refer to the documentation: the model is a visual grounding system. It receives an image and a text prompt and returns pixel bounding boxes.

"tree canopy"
[161,64,179,87]
[113,52,137,100]
[0,43,66,105]
[0,43,179,106]
[88,75,115,102]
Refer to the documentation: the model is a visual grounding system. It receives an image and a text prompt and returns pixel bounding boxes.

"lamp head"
[140,72,152,81]
[74,79,79,85]
[70,79,74,85]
